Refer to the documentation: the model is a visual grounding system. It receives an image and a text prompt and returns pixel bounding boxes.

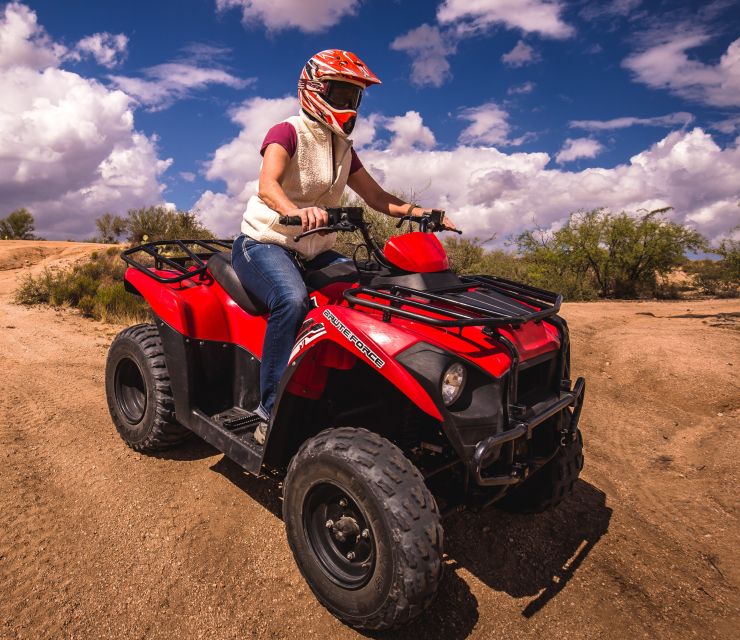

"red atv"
[106,207,585,630]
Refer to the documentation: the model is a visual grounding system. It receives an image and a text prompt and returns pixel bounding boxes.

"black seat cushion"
[304,261,359,292]
[207,252,268,316]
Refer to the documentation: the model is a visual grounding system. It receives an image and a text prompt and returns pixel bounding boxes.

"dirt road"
[1,241,738,639]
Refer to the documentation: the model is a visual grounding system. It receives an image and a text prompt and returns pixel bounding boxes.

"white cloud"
[580,0,642,21]
[351,113,381,149]
[556,138,604,163]
[180,171,196,182]
[359,128,739,242]
[501,40,540,67]
[216,0,359,33]
[508,81,536,94]
[459,103,517,146]
[110,61,251,111]
[709,114,740,134]
[70,32,128,68]
[197,91,740,244]
[0,3,172,238]
[0,2,62,70]
[437,0,574,39]
[385,111,436,151]
[390,24,456,88]
[623,33,740,107]
[570,112,694,131]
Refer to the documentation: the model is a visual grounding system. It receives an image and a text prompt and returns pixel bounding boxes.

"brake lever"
[293,222,357,242]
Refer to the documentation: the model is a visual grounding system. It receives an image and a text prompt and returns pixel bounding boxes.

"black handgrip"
[279,215,303,226]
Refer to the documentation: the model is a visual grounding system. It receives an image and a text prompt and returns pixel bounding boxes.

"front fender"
[280,305,443,421]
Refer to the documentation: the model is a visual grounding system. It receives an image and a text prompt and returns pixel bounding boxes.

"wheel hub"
[304,483,375,589]
[114,357,147,424]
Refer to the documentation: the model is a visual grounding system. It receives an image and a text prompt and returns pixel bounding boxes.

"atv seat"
[207,252,268,316]
[304,261,358,292]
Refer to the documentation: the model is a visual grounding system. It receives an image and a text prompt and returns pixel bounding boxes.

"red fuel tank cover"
[383,232,450,273]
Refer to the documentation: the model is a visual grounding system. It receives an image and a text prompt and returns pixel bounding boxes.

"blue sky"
[1,0,738,241]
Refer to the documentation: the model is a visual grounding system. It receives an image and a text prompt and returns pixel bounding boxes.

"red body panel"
[125,239,560,422]
[383,233,449,272]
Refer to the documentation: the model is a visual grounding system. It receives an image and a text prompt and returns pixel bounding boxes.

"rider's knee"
[272,289,308,318]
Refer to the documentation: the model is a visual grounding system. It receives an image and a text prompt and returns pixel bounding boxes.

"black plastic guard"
[396,342,507,463]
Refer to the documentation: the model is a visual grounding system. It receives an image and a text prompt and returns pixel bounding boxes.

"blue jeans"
[231,234,349,420]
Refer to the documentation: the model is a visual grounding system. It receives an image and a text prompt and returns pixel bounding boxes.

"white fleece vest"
[242,111,353,259]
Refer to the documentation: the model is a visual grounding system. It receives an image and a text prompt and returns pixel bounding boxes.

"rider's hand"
[420,208,458,232]
[292,207,328,232]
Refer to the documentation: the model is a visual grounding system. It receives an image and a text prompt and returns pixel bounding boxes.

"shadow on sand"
[209,454,612,640]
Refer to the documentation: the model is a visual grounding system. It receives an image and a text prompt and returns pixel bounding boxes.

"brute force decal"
[323,309,385,368]
[289,322,327,361]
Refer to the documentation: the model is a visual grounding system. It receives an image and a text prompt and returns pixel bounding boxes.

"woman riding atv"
[232,49,456,444]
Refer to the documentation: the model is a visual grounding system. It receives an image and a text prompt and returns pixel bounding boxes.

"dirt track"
[0,240,738,639]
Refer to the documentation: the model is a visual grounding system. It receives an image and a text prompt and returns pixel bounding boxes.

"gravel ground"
[0,241,738,639]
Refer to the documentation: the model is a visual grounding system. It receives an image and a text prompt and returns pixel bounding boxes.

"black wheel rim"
[115,357,147,424]
[303,482,376,589]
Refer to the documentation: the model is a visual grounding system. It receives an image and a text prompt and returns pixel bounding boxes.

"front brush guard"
[471,377,586,487]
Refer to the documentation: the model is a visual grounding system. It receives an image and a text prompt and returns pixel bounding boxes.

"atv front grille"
[343,275,561,329]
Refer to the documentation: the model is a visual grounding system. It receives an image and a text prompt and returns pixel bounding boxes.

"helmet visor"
[324,81,363,111]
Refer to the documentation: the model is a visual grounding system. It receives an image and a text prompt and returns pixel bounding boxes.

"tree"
[95,213,127,243]
[516,208,705,298]
[125,206,214,243]
[0,208,35,240]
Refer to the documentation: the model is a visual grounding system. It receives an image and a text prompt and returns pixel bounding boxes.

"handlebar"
[281,207,461,240]
[395,209,462,234]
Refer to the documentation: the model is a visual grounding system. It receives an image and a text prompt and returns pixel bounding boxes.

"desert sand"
[0,240,737,639]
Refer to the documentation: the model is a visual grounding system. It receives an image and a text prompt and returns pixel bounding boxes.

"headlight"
[441,362,466,406]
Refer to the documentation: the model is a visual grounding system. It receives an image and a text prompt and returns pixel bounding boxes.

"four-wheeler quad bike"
[105,207,586,631]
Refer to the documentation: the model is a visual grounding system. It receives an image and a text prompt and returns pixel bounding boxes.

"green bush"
[125,206,214,243]
[515,208,705,299]
[0,208,36,240]
[13,249,149,323]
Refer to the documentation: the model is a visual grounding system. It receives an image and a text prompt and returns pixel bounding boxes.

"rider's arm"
[347,167,457,229]
[258,144,328,231]
[347,167,415,218]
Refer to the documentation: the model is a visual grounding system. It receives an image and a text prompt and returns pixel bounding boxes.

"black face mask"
[323,81,363,111]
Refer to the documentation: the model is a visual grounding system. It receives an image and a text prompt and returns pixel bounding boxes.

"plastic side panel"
[125,268,267,350]
[383,233,449,273]
[211,281,268,357]
[288,305,443,420]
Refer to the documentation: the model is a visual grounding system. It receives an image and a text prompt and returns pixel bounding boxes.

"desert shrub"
[95,212,127,243]
[14,249,149,323]
[0,208,36,240]
[14,269,56,305]
[126,206,214,243]
[685,239,740,297]
[515,208,705,299]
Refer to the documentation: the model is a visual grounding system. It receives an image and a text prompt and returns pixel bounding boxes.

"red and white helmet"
[298,49,381,138]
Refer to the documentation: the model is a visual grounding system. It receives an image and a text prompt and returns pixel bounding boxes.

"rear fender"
[125,267,229,338]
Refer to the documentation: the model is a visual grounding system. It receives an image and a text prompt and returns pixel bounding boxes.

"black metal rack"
[121,239,234,284]
[343,275,561,328]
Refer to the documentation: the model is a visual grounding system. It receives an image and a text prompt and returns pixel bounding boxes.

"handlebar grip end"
[279,215,303,226]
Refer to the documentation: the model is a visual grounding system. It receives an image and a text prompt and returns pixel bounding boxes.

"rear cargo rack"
[343,275,561,328]
[121,239,234,284]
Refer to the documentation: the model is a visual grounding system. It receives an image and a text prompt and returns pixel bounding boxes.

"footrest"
[212,407,261,434]
[223,413,261,430]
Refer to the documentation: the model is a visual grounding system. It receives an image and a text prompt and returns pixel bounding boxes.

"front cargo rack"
[343,275,562,328]
[121,239,234,284]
